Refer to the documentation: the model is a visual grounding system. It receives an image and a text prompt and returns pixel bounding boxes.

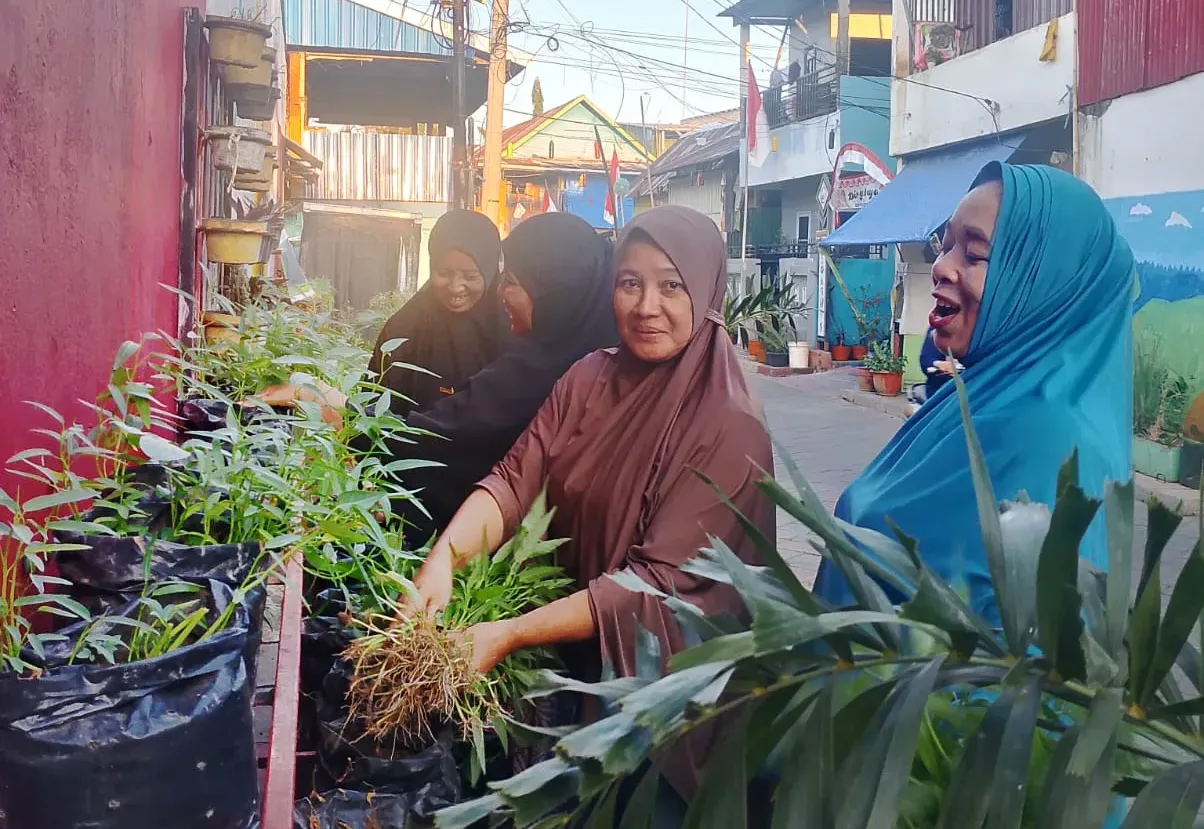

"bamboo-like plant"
[436,376,1204,829]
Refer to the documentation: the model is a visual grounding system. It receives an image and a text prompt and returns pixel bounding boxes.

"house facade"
[634,121,740,232]
[821,0,1076,379]
[1077,0,1204,418]
[283,0,524,304]
[721,0,898,349]
[476,96,652,236]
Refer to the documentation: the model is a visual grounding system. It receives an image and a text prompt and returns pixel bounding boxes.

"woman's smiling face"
[431,249,486,313]
[930,180,1002,358]
[613,239,694,363]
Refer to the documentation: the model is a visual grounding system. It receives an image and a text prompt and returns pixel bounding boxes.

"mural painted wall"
[1105,190,1204,392]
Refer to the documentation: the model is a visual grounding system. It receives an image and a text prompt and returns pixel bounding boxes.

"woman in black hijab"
[370,209,507,416]
[396,212,619,541]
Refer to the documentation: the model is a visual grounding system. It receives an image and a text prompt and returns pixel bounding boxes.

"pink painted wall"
[0,0,192,503]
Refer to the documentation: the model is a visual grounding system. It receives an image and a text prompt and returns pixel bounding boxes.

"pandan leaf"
[557,712,652,777]
[839,659,948,829]
[1033,723,1116,829]
[1141,538,1204,707]
[933,678,1040,829]
[494,757,582,827]
[683,716,749,829]
[617,763,663,829]
[1118,759,1204,828]
[772,683,835,829]
[1035,454,1097,682]
[1103,479,1136,662]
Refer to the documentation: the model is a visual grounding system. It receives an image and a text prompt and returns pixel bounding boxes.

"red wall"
[1079,0,1204,106]
[0,0,192,502]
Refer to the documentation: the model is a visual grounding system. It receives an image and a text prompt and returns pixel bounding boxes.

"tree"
[531,79,544,117]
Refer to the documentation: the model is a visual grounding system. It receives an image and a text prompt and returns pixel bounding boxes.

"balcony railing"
[907,0,1072,73]
[763,65,839,129]
[726,234,812,259]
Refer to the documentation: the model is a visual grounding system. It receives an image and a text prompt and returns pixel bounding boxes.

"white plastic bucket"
[788,342,810,370]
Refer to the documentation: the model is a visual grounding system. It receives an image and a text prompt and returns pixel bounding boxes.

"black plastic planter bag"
[54,535,262,599]
[0,582,259,829]
[292,789,426,829]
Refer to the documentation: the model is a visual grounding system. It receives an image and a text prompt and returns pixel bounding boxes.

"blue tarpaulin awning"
[820,133,1026,248]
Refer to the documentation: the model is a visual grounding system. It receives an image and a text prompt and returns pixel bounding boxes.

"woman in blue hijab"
[814,162,1135,622]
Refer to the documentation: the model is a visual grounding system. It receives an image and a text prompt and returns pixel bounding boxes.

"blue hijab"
[814,163,1135,622]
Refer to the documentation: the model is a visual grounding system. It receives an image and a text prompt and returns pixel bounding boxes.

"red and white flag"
[747,62,769,168]
[602,148,621,226]
[541,183,558,212]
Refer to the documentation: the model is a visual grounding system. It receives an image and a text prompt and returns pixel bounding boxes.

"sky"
[470,0,781,127]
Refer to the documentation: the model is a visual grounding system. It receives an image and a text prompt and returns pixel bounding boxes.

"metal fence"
[303,130,451,203]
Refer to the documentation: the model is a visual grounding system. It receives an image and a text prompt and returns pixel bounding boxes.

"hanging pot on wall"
[221,47,276,87]
[234,86,281,122]
[201,219,270,265]
[205,126,272,174]
[204,15,273,70]
[233,153,276,193]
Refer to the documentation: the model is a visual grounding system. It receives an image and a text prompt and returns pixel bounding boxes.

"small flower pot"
[204,15,273,69]
[748,341,765,362]
[202,312,242,346]
[873,371,903,397]
[205,126,272,174]
[831,345,853,362]
[851,345,868,360]
[765,351,790,368]
[1181,440,1203,490]
[234,154,276,192]
[236,86,281,121]
[856,367,875,392]
[201,219,270,265]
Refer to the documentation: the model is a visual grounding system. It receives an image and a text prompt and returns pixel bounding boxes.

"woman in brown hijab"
[408,205,775,807]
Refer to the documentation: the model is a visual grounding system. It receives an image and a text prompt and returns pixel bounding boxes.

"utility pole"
[482,0,509,224]
[451,0,468,209]
[639,92,654,208]
[836,0,851,76]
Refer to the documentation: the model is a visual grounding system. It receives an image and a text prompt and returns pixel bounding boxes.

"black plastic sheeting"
[0,581,259,829]
[297,611,461,822]
[293,789,422,829]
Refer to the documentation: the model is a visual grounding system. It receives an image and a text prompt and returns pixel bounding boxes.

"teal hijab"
[814,163,1136,623]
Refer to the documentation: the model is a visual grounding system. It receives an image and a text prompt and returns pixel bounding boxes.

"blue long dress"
[814,162,1135,626]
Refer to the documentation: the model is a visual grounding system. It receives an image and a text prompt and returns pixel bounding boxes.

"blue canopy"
[820,133,1026,248]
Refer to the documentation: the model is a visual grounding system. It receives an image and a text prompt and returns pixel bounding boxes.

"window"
[796,213,812,242]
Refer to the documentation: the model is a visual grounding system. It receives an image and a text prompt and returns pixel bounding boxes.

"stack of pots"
[204,16,279,121]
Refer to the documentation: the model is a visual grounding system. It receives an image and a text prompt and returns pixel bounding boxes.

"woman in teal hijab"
[814,162,1135,623]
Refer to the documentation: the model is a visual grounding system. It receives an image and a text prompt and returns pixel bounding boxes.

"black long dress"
[394,213,620,543]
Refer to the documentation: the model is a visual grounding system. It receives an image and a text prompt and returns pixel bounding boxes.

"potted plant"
[760,325,789,368]
[855,343,879,392]
[201,219,270,265]
[868,341,905,396]
[1133,339,1190,482]
[850,288,888,360]
[204,13,273,70]
[724,283,806,361]
[830,326,852,362]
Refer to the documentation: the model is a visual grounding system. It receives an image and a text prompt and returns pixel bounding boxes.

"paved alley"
[753,369,1201,598]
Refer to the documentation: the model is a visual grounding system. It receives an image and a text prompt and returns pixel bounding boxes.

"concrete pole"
[482,0,509,224]
[739,22,751,263]
[837,0,851,76]
[451,0,468,209]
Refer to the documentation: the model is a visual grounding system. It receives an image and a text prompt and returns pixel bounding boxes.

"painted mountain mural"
[1105,190,1204,386]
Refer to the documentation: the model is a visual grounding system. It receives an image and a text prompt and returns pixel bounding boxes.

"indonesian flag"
[603,148,620,226]
[747,62,769,168]
[541,183,558,213]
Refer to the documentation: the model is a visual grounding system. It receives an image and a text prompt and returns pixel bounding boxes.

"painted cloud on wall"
[1130,203,1153,216]
[1167,211,1194,229]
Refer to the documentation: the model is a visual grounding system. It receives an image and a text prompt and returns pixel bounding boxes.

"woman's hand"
[249,382,346,426]
[462,619,519,674]
[403,548,455,616]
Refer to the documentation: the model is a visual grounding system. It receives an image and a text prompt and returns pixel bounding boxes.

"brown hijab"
[478,205,775,797]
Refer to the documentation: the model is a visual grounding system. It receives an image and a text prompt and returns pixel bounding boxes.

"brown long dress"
[477,205,776,798]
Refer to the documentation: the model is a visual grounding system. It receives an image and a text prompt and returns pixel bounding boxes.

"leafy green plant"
[725,283,806,346]
[759,325,788,354]
[1134,334,1196,447]
[343,493,573,781]
[435,374,1204,829]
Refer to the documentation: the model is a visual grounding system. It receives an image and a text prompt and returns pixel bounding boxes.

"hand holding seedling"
[250,382,346,426]
[461,619,516,674]
[403,547,454,617]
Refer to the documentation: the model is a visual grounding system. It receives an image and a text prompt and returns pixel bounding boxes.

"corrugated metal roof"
[303,130,451,202]
[1079,0,1203,106]
[647,122,740,176]
[284,0,449,54]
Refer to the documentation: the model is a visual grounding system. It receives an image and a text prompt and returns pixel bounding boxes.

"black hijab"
[396,213,620,540]
[369,210,507,416]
